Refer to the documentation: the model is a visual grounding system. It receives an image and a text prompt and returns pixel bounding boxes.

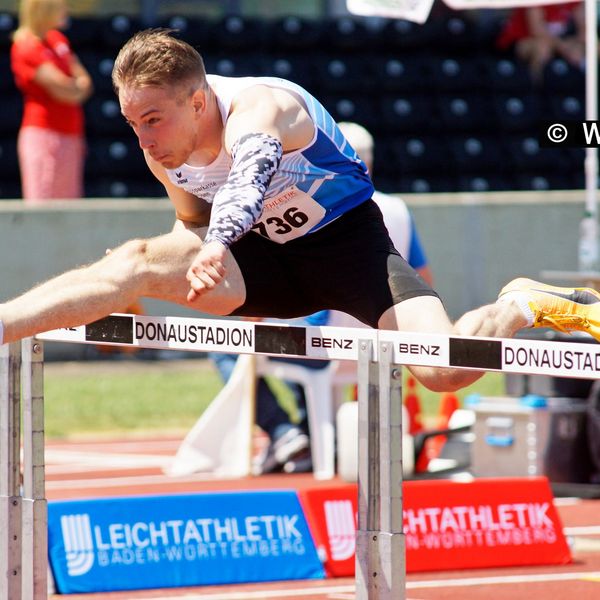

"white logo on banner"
[61,514,95,576]
[324,500,356,561]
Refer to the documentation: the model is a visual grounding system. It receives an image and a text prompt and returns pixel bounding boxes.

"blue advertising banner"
[48,490,325,593]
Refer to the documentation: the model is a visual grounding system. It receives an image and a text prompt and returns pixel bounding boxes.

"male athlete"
[1,29,599,392]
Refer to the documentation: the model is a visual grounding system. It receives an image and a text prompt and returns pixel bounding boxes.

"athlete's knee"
[416,368,474,393]
[123,238,149,261]
[106,238,150,278]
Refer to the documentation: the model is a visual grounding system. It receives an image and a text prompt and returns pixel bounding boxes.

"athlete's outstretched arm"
[0,221,247,345]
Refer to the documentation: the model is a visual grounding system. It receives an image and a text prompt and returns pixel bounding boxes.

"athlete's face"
[119,83,202,169]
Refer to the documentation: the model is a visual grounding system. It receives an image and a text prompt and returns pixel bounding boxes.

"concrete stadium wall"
[406,190,585,320]
[0,191,587,359]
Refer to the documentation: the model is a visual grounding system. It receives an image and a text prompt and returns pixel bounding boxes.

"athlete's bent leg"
[378,295,527,392]
[0,226,246,344]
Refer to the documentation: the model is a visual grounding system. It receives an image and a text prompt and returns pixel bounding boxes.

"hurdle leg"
[21,339,47,600]
[0,342,23,599]
[355,340,405,600]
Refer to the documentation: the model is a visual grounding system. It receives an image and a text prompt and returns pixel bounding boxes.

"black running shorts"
[228,199,439,328]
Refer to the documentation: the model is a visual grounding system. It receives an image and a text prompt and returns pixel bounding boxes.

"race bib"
[252,186,326,243]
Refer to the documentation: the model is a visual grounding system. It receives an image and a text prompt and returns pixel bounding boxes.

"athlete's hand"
[186,241,227,303]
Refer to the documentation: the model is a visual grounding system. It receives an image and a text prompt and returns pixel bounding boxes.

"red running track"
[45,436,600,600]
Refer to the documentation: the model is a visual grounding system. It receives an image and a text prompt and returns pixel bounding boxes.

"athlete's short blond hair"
[337,121,374,172]
[112,28,207,98]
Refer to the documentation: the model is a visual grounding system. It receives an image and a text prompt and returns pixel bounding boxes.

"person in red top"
[10,0,93,201]
[497,3,585,82]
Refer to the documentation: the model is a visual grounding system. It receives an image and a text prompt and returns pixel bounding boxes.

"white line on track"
[123,571,600,600]
[553,497,582,506]
[135,584,356,600]
[45,448,172,470]
[46,439,182,451]
[564,525,600,536]
[45,471,229,490]
[407,570,600,589]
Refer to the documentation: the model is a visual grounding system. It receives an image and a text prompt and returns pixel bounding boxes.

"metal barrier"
[2,313,599,599]
[1,340,46,600]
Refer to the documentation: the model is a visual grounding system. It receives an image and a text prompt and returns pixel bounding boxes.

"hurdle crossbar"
[2,313,598,599]
[38,313,600,380]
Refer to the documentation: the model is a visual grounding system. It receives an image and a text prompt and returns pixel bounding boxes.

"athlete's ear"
[191,88,207,115]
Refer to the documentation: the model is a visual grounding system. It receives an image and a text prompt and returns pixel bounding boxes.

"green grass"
[411,372,505,425]
[413,372,506,413]
[43,360,506,439]
[44,361,223,439]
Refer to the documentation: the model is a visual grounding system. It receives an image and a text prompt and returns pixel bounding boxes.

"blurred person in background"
[209,309,330,476]
[331,122,434,404]
[496,3,585,82]
[11,0,93,201]
[337,121,433,288]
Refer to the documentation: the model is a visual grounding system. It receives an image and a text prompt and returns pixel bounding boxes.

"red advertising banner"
[299,477,571,577]
[299,484,358,577]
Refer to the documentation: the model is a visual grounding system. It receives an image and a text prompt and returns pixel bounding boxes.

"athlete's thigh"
[141,225,247,316]
[228,231,312,319]
[293,201,438,327]
[379,295,455,334]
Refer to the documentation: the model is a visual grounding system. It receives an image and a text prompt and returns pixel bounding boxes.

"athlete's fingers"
[185,247,226,304]
[187,276,206,303]
[197,271,218,289]
[211,260,226,277]
[186,271,221,303]
[187,263,224,286]
[187,287,199,303]
[203,264,224,283]
[189,261,225,279]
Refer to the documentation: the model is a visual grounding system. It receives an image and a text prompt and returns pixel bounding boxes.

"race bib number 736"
[252,186,326,243]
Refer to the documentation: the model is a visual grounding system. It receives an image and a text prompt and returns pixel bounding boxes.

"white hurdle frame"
[1,339,46,600]
[2,313,599,599]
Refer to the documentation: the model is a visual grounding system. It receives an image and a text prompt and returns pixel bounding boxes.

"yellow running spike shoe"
[499,277,600,341]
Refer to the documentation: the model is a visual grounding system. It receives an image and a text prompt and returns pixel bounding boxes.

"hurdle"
[1,339,46,600]
[2,313,599,599]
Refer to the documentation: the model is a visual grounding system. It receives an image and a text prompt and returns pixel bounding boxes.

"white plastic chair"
[336,401,415,482]
[256,311,381,480]
[256,357,356,480]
